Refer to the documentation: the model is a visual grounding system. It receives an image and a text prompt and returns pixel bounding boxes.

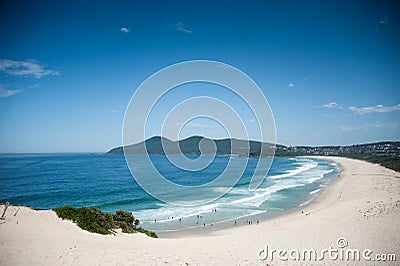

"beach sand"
[1,157,399,265]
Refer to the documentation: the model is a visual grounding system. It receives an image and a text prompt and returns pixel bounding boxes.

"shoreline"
[168,155,344,238]
[1,156,399,265]
[159,156,340,238]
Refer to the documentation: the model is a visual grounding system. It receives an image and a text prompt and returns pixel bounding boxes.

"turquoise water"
[0,154,339,233]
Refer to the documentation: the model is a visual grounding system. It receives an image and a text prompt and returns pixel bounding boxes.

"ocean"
[0,154,339,234]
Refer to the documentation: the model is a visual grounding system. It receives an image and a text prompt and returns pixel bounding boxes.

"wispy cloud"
[0,59,60,78]
[322,102,343,109]
[120,27,131,33]
[0,85,20,98]
[28,83,40,89]
[340,121,399,132]
[288,83,295,87]
[176,22,192,33]
[303,76,311,81]
[376,16,389,31]
[349,104,400,115]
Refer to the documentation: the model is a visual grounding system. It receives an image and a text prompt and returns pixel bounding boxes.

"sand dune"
[1,157,399,265]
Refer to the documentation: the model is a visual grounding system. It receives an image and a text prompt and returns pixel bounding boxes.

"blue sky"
[0,0,399,153]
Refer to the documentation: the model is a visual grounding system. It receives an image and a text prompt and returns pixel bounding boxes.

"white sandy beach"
[1,156,399,265]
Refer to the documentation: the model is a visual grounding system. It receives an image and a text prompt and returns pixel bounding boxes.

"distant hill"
[107,135,278,157]
[107,137,400,171]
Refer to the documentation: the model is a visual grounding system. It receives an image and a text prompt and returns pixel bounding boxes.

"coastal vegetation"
[275,143,400,172]
[54,206,157,238]
[108,136,399,172]
[343,154,400,172]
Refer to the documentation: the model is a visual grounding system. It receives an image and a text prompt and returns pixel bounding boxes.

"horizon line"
[1,137,399,154]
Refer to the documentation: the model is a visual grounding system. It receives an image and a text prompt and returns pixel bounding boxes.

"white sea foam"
[309,188,321,195]
[230,160,334,208]
[229,181,306,208]
[299,198,313,206]
[136,202,220,223]
[137,158,338,231]
[268,160,318,179]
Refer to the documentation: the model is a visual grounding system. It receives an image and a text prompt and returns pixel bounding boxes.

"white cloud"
[378,16,389,24]
[120,27,131,33]
[322,102,343,109]
[0,59,60,78]
[0,85,20,98]
[288,83,295,87]
[304,76,311,81]
[176,22,192,33]
[349,104,400,115]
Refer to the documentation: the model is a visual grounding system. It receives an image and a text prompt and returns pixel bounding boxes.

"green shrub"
[136,227,158,238]
[55,206,112,234]
[54,206,78,221]
[53,206,157,237]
